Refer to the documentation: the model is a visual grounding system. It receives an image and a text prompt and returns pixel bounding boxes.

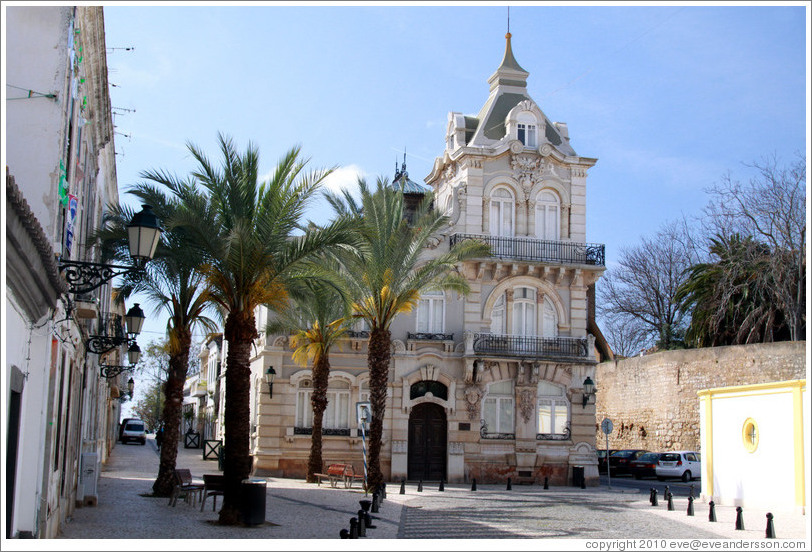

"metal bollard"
[349,517,359,539]
[766,513,776,538]
[667,491,674,511]
[359,499,371,512]
[735,507,745,530]
[507,477,512,491]
[381,482,387,500]
[651,489,659,507]
[371,492,380,513]
[689,484,695,499]
[543,476,549,490]
[400,479,406,495]
[417,480,423,492]
[649,488,656,505]
[439,479,445,492]
[339,528,350,539]
[357,511,367,537]
[364,509,377,529]
[708,501,716,522]
[471,478,477,491]
[687,496,694,516]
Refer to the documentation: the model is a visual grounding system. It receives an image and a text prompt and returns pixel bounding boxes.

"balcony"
[407,332,454,341]
[472,333,592,362]
[450,233,605,267]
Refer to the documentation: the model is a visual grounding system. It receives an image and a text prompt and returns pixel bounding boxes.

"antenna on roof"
[507,6,510,34]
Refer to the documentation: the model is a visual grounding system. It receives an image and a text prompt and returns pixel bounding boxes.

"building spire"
[488,27,529,92]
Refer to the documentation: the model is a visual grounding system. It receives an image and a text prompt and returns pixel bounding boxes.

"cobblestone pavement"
[45,436,809,547]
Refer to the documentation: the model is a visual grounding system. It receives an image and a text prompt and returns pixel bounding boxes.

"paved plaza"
[48,436,808,547]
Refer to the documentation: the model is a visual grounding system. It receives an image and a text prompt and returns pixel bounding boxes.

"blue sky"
[103,3,809,375]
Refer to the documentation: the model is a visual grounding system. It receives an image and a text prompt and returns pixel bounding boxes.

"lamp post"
[264,366,276,399]
[58,204,162,294]
[582,376,595,408]
[127,377,135,397]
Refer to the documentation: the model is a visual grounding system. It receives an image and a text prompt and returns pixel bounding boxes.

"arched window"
[295,378,351,432]
[512,287,536,337]
[541,296,558,337]
[482,380,514,436]
[535,190,560,240]
[490,292,506,334]
[489,187,514,238]
[410,380,448,401]
[537,381,569,438]
[517,111,537,148]
[417,290,445,333]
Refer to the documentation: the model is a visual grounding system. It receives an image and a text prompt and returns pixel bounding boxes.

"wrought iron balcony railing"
[407,332,454,341]
[450,233,605,267]
[473,333,590,361]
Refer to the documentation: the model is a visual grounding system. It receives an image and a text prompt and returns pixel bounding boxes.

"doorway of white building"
[407,403,447,481]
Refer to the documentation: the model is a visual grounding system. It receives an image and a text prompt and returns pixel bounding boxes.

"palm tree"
[324,178,489,492]
[171,133,352,524]
[676,234,787,347]
[97,182,216,496]
[266,278,352,482]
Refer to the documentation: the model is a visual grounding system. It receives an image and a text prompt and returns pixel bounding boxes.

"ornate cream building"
[248,33,607,486]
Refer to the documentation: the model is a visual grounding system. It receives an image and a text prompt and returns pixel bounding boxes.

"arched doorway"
[408,402,447,481]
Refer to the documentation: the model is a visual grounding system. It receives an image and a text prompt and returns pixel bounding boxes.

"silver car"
[656,451,701,482]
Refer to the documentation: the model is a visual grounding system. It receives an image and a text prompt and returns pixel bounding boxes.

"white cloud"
[321,164,366,195]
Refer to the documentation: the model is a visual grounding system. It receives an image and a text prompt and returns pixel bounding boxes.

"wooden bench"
[199,474,225,512]
[314,464,365,489]
[169,469,205,507]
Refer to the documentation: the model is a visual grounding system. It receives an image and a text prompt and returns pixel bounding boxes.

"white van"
[121,419,146,445]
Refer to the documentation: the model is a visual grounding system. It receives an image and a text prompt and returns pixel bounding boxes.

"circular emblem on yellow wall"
[742,418,759,453]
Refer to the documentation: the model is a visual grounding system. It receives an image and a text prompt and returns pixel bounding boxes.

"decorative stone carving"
[570,166,587,178]
[272,335,288,348]
[444,162,457,180]
[509,140,525,154]
[511,152,542,197]
[539,143,553,157]
[517,361,540,385]
[516,387,536,423]
[464,384,484,420]
[391,339,406,354]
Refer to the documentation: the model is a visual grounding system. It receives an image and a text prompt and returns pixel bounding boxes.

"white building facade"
[4,6,129,538]
[249,33,606,486]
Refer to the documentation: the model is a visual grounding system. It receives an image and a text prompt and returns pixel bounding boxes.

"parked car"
[656,451,701,482]
[597,449,617,473]
[608,449,648,476]
[118,417,136,442]
[120,419,147,445]
[630,452,662,479]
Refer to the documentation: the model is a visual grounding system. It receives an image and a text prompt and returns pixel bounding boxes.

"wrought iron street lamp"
[264,366,276,399]
[127,342,141,365]
[127,377,135,397]
[58,204,162,294]
[582,376,596,408]
[99,364,135,379]
[124,303,146,335]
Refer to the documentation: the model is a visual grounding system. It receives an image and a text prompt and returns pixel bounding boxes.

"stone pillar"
[391,440,408,481]
[448,442,465,483]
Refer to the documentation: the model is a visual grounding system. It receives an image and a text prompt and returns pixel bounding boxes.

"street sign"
[601,418,613,435]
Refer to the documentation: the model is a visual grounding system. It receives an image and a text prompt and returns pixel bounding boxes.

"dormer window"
[517,112,537,148]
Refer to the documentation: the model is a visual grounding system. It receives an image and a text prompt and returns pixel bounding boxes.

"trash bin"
[572,466,585,488]
[241,478,266,526]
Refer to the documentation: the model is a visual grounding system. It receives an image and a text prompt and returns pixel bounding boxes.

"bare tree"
[598,312,650,358]
[702,154,806,341]
[598,219,701,350]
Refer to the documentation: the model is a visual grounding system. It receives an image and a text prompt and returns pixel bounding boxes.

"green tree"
[676,234,789,347]
[172,134,352,524]
[132,380,165,432]
[98,182,216,497]
[267,278,352,483]
[325,178,489,492]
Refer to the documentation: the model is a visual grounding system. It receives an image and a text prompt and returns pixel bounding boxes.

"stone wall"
[595,341,806,452]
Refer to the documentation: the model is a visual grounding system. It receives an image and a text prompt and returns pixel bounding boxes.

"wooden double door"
[407,403,447,481]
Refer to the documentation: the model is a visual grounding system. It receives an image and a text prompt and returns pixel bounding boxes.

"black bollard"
[381,482,387,500]
[664,486,670,500]
[349,517,359,539]
[689,484,695,499]
[709,501,716,522]
[417,480,423,492]
[400,479,406,495]
[471,478,477,491]
[651,489,659,507]
[543,476,549,490]
[357,511,367,537]
[649,488,655,505]
[439,479,445,492]
[359,499,372,512]
[735,506,745,530]
[766,513,776,538]
[371,492,380,513]
[667,491,674,511]
[687,496,695,516]
[339,529,350,539]
[507,477,512,491]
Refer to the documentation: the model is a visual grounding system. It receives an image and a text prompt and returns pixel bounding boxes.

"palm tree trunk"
[366,326,391,493]
[152,328,191,496]
[307,354,330,483]
[219,310,257,525]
